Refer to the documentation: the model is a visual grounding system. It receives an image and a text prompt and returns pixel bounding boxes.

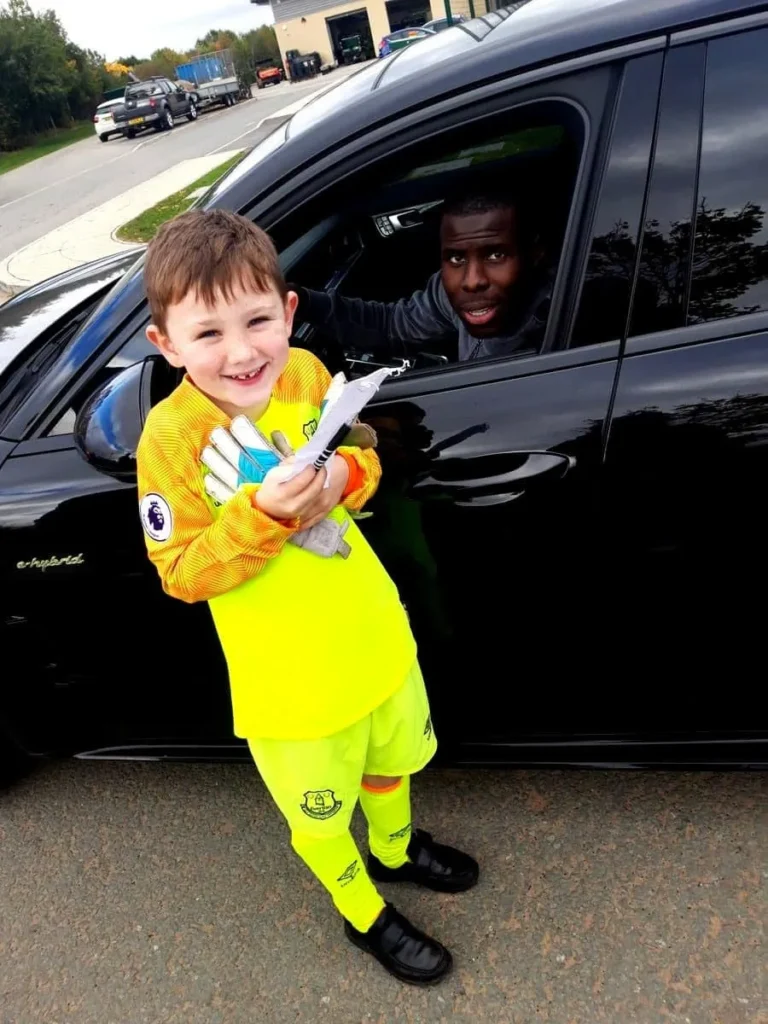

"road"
[0,763,765,1024]
[0,73,356,264]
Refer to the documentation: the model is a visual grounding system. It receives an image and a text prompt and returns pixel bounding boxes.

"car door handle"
[412,451,575,499]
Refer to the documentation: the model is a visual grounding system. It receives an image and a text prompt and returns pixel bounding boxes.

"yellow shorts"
[248,661,436,837]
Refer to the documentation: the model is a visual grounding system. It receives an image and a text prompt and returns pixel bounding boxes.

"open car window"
[275,104,582,379]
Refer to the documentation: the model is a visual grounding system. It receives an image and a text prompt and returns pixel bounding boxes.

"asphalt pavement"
[0,762,765,1024]
[0,72,355,264]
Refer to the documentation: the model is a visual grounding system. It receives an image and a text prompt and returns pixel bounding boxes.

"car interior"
[277,102,582,378]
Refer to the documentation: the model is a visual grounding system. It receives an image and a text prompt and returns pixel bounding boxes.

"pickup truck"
[113,77,198,138]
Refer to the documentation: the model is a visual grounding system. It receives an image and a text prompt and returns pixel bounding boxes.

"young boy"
[136,210,478,986]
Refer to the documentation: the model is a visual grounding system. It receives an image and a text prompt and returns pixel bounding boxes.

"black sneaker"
[344,903,452,986]
[368,829,479,893]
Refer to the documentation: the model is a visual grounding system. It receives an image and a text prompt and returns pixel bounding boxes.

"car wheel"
[163,109,174,130]
[99,134,108,142]
[126,129,136,139]
[187,102,198,122]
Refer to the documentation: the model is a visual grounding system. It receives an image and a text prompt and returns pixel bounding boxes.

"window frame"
[624,23,768,357]
[247,65,618,394]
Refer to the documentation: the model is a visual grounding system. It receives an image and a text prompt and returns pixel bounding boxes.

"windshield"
[127,83,162,98]
[203,121,289,205]
[288,59,393,138]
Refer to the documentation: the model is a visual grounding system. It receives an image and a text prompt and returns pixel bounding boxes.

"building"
[252,0,493,69]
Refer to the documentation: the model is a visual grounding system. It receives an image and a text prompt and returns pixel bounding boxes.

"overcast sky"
[31,0,273,61]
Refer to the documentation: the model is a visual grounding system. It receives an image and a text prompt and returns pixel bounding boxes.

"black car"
[2,0,768,785]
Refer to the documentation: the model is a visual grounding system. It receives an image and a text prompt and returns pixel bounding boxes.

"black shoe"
[344,903,452,986]
[368,829,479,893]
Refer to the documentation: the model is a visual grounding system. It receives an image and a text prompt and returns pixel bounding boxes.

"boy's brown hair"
[144,209,287,332]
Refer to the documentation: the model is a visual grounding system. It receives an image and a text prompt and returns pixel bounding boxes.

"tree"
[131,46,186,81]
[195,29,238,53]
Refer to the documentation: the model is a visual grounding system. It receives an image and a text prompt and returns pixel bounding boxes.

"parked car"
[92,98,124,142]
[113,77,198,138]
[254,57,283,88]
[378,26,434,58]
[2,0,768,785]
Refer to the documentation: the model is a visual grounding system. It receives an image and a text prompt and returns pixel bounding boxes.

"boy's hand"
[253,462,328,523]
[298,455,350,530]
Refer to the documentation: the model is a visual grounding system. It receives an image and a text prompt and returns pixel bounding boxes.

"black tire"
[126,129,136,139]
[187,102,198,123]
[99,133,108,143]
[162,108,174,130]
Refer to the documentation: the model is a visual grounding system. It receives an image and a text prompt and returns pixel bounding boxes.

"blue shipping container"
[175,55,226,85]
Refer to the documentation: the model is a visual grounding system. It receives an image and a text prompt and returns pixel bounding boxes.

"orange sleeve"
[137,425,298,604]
[337,445,382,510]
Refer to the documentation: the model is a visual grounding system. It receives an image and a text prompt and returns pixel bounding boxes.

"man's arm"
[297,272,456,352]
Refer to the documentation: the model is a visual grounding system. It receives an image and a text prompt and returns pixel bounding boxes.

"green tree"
[0,0,71,146]
[132,46,186,81]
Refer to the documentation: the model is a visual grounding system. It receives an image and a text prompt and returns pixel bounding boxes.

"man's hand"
[254,462,328,523]
[297,455,350,530]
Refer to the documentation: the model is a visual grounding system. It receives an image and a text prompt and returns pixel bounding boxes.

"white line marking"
[205,118,269,157]
[0,152,127,212]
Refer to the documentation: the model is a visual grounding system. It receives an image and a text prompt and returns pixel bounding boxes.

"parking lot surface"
[1,763,765,1023]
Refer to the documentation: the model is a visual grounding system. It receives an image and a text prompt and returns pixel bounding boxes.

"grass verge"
[116,153,245,244]
[0,122,94,176]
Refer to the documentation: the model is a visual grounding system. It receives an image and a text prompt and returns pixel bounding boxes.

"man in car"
[294,193,554,363]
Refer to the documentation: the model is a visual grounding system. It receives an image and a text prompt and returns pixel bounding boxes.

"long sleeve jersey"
[136,347,417,740]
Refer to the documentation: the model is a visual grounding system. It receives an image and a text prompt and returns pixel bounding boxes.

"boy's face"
[147,281,298,419]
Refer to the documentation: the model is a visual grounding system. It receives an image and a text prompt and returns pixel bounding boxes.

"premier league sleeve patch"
[140,493,173,542]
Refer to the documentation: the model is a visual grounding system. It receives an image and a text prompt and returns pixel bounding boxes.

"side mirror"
[73,356,171,481]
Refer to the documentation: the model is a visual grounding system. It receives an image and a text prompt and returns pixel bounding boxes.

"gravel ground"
[0,762,765,1024]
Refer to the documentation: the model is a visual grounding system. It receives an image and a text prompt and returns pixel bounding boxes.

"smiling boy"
[135,210,478,986]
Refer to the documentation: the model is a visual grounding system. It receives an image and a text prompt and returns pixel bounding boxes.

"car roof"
[210,0,760,213]
[287,0,758,139]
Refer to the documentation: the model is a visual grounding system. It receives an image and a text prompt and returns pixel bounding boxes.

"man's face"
[147,281,297,419]
[440,207,522,338]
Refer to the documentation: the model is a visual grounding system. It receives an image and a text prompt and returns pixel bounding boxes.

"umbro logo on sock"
[389,822,412,841]
[337,860,360,887]
[424,715,433,740]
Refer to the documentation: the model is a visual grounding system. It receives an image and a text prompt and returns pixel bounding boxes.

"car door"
[278,53,664,757]
[603,28,768,736]
[0,315,233,757]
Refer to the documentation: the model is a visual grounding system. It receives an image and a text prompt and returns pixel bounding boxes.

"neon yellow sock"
[359,776,412,869]
[291,830,385,933]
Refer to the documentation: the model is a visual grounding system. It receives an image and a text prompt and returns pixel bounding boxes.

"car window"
[571,53,662,347]
[273,98,584,377]
[628,43,705,338]
[127,83,162,99]
[47,324,153,436]
[688,28,768,324]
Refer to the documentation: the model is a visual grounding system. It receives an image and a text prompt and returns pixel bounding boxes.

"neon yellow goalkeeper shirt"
[136,347,417,740]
